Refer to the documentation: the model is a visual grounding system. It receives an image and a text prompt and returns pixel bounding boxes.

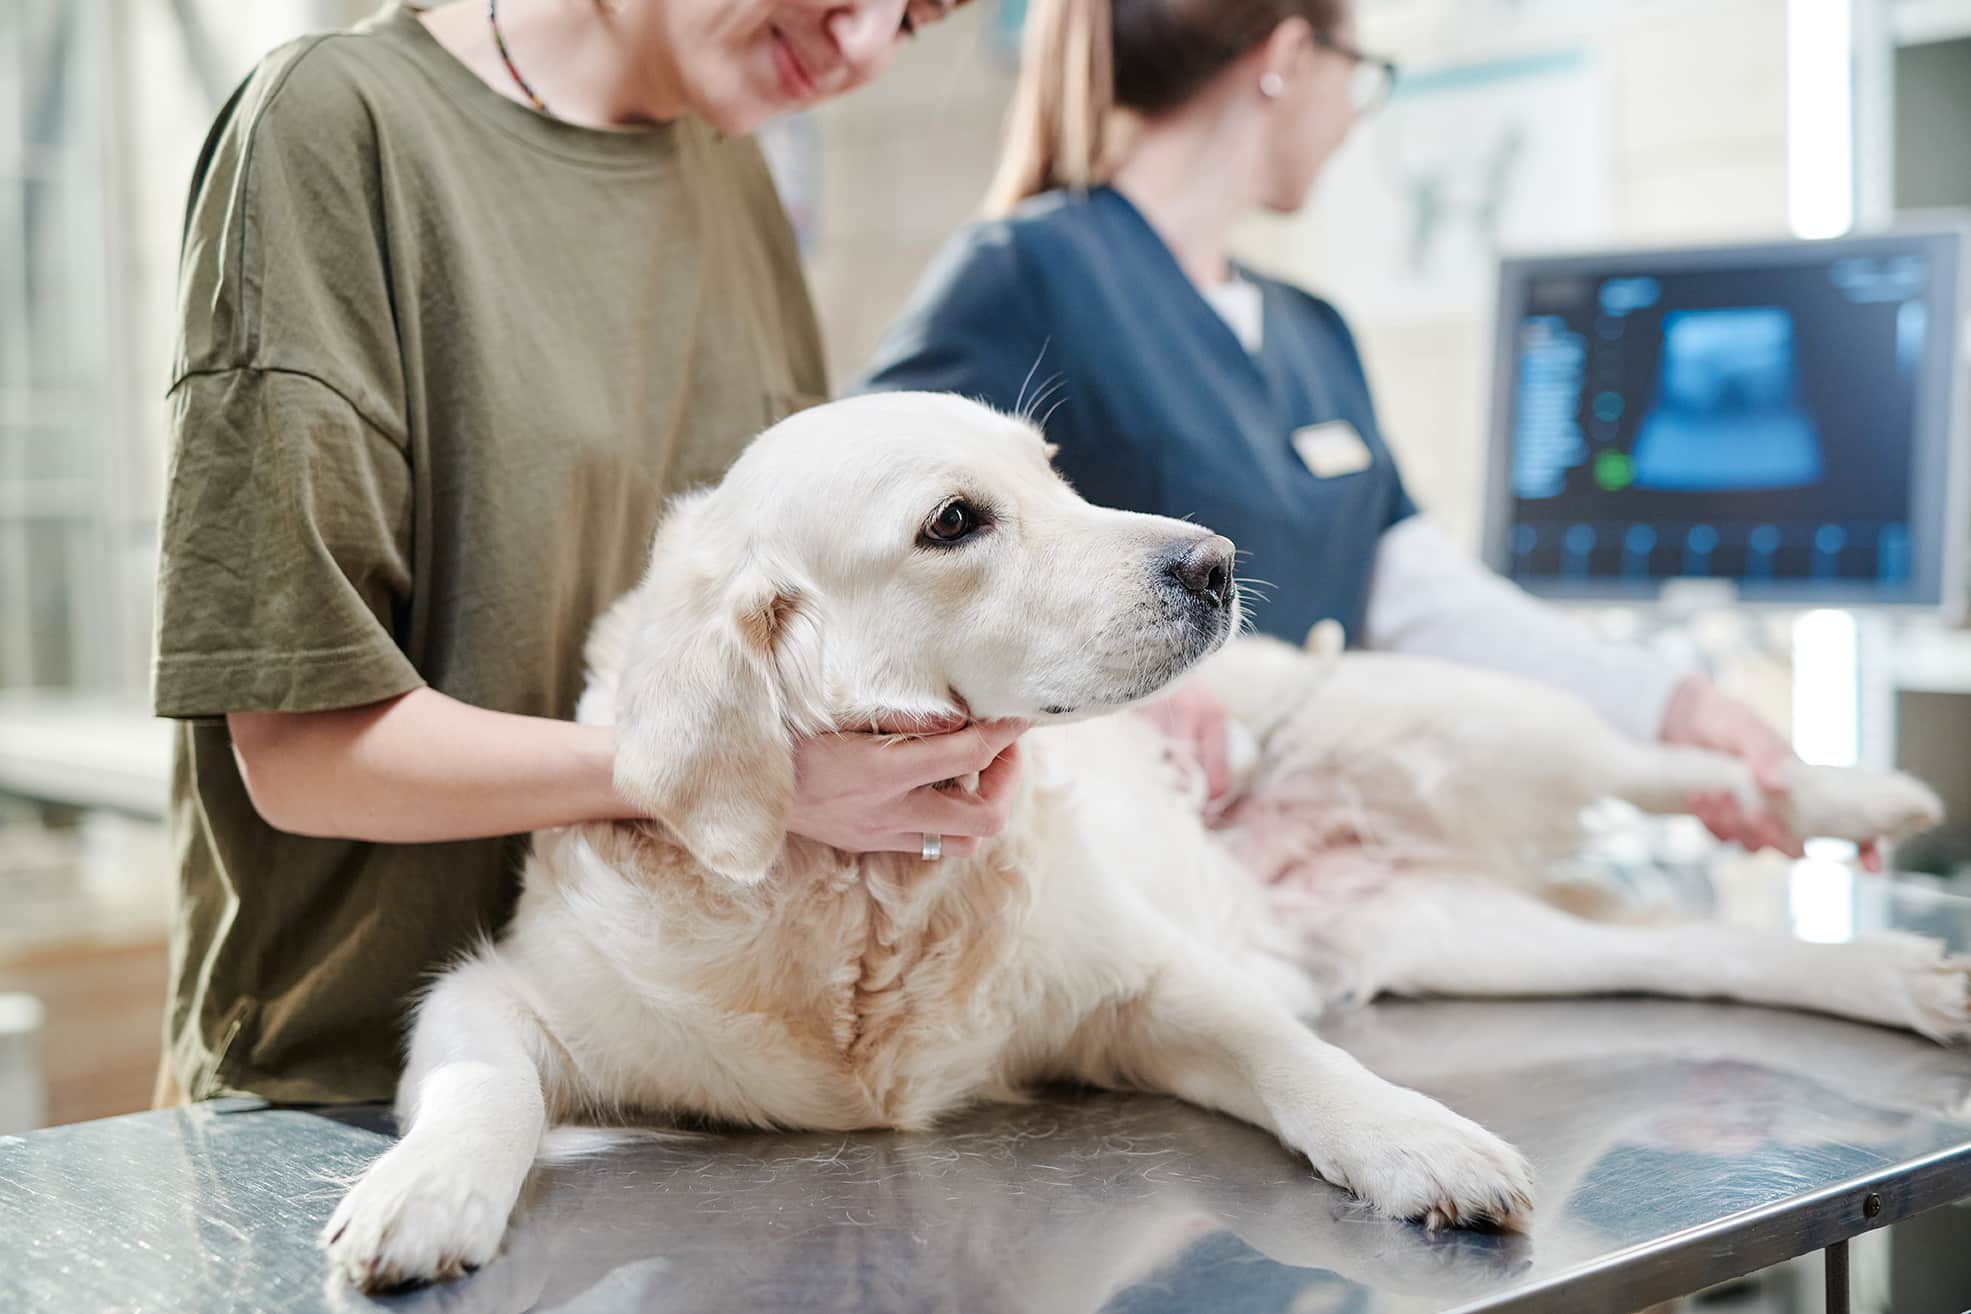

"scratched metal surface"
[4,867,1970,1314]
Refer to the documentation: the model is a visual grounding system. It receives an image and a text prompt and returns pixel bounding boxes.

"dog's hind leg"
[1078,952,1535,1230]
[325,958,554,1291]
[1330,880,1971,1043]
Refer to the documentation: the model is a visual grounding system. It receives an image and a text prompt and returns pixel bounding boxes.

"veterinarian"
[858,0,1826,864]
[149,0,1019,1108]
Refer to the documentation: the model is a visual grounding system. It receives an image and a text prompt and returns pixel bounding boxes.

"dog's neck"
[841,700,972,738]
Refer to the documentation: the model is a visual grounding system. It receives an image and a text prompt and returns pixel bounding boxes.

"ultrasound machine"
[1482,224,1968,614]
[1479,222,1971,868]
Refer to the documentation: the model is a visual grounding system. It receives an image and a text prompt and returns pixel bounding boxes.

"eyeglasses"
[1313,32,1399,116]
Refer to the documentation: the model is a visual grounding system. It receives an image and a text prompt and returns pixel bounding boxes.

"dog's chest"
[730,846,1038,1127]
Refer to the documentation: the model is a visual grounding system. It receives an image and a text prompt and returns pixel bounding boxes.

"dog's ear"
[611,510,822,886]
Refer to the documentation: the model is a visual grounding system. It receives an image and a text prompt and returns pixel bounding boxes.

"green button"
[1593,450,1633,491]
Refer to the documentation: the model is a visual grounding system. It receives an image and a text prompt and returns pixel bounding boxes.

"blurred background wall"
[1,0,382,1130]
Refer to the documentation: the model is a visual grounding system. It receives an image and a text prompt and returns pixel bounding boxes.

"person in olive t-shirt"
[153,0,1024,1107]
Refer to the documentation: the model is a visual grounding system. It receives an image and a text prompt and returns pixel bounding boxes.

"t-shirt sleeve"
[153,38,420,719]
[852,224,1054,415]
[154,368,419,717]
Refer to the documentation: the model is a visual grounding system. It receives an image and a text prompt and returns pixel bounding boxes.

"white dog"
[325,393,1957,1290]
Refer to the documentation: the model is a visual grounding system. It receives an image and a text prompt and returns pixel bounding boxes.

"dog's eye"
[922,498,983,546]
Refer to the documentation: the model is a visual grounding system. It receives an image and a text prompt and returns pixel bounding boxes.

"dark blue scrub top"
[855,185,1416,647]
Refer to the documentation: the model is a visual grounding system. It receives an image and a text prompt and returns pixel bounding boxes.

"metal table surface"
[5,865,1971,1314]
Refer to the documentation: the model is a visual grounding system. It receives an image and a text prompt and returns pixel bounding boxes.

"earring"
[1259,72,1284,99]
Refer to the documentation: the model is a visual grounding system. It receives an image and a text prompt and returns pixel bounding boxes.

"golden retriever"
[326,392,1953,1290]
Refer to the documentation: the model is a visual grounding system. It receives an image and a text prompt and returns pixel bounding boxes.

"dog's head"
[609,392,1240,882]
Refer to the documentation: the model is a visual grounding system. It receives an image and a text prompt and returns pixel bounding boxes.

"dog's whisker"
[1020,373,1066,423]
[1025,379,1068,428]
[1020,377,1066,428]
[1036,393,1073,433]
[1012,339,1053,419]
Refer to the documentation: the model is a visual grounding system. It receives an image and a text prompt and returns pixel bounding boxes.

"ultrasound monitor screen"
[1486,229,1964,607]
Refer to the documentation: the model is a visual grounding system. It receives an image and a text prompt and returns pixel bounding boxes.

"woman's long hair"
[984,0,1345,215]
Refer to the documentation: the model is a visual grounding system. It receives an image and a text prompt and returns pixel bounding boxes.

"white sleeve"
[1361,516,1689,742]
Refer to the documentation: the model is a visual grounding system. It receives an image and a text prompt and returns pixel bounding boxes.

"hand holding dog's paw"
[1296,1087,1535,1231]
[323,1140,514,1292]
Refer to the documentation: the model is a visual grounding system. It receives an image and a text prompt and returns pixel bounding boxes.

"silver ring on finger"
[920,833,943,862]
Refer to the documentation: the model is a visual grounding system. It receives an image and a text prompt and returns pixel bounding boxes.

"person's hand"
[1134,683,1232,804]
[1659,675,1882,869]
[785,718,1027,858]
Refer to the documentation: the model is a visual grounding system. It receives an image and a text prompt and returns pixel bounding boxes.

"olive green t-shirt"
[153,2,825,1104]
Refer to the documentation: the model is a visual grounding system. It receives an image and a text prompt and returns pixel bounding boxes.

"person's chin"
[688,65,787,135]
[698,91,778,136]
[1261,174,1321,215]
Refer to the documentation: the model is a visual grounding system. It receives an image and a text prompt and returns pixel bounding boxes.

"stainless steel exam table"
[6,865,1970,1314]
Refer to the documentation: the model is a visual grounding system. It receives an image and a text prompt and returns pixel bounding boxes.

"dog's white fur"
[325,394,1960,1290]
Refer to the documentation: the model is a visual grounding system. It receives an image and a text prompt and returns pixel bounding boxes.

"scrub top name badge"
[1291,421,1373,479]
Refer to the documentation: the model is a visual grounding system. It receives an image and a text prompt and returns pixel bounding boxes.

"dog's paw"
[1786,765,1944,844]
[1875,932,1971,1044]
[1813,931,1971,1044]
[323,1141,515,1292]
[1296,1087,1534,1230]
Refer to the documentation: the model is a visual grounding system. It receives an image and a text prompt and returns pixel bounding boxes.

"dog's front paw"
[324,1140,515,1292]
[1786,765,1944,844]
[1297,1087,1534,1231]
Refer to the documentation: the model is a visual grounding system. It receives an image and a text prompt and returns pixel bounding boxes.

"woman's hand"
[1134,683,1232,805]
[785,719,1028,858]
[1659,675,1880,868]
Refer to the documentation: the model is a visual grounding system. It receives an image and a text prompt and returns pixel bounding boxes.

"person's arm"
[228,689,1027,854]
[228,690,621,841]
[1362,516,1688,742]
[1362,516,1826,859]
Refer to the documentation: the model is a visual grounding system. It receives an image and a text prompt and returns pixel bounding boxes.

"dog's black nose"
[1166,535,1235,610]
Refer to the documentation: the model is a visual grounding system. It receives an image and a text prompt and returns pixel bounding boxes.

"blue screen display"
[1504,253,1931,589]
